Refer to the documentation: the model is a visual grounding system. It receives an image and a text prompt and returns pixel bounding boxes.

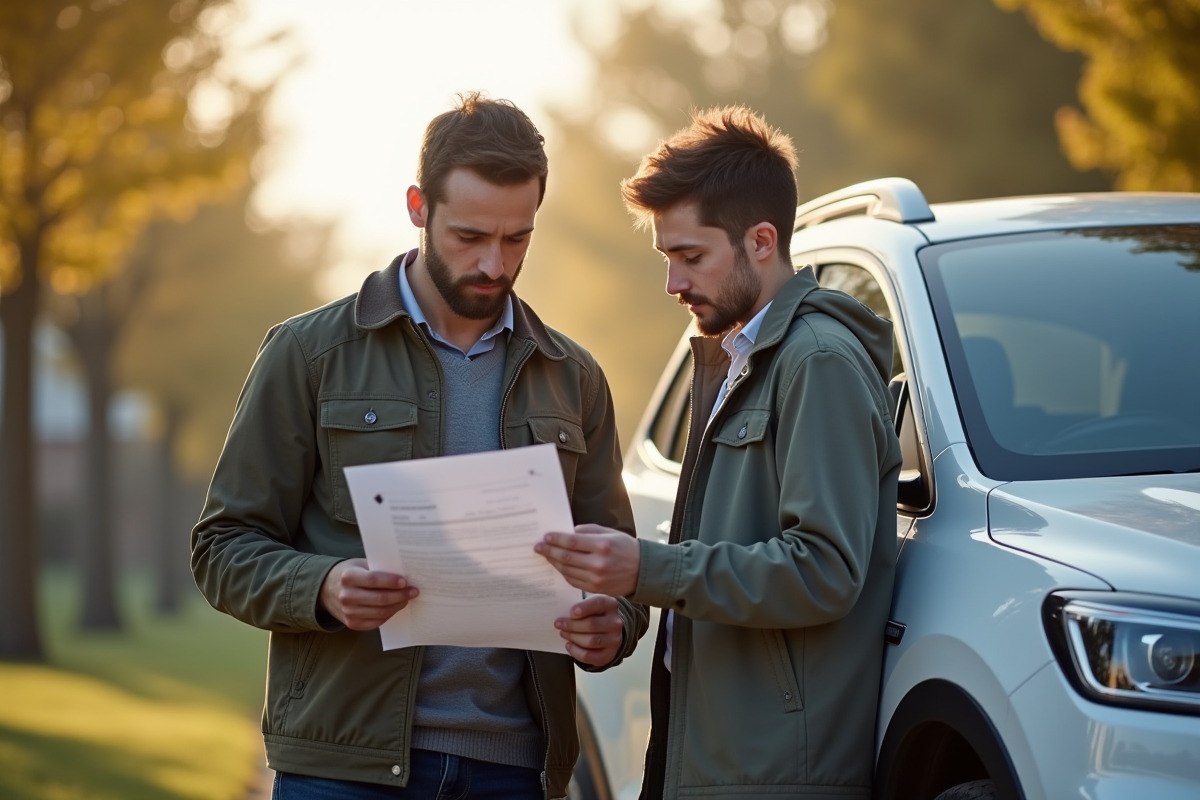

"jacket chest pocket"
[526,416,586,494]
[711,408,771,448]
[322,398,418,524]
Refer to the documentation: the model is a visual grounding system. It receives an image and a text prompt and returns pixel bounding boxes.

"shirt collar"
[722,300,773,359]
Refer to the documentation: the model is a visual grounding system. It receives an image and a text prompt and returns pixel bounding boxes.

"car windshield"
[921,224,1200,480]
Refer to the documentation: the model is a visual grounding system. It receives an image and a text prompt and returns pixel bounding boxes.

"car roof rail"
[794,177,935,229]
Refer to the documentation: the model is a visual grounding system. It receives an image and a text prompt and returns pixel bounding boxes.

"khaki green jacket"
[191,253,647,799]
[633,268,902,800]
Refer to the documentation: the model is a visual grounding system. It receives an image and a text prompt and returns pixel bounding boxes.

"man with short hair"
[537,106,902,800]
[192,92,647,800]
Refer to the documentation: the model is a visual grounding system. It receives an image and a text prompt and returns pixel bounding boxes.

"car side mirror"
[890,373,933,514]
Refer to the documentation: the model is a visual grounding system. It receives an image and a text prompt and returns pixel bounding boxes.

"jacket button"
[558,431,568,443]
[391,765,401,776]
[738,425,748,439]
[364,410,377,424]
[428,390,437,401]
[784,691,792,701]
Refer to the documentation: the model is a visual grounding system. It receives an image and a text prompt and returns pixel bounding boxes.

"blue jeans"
[270,749,543,800]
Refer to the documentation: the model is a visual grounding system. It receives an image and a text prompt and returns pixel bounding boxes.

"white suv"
[572,178,1200,800]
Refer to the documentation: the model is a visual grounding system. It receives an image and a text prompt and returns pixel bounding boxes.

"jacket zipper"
[406,318,448,454]
[526,651,551,795]
[498,339,535,450]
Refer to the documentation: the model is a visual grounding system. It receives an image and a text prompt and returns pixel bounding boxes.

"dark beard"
[423,229,522,321]
[683,245,761,337]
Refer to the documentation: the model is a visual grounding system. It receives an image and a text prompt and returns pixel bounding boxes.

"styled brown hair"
[417,91,548,211]
[621,106,798,254]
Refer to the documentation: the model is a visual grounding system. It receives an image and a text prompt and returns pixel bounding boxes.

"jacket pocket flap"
[712,409,770,447]
[528,417,586,454]
[321,399,418,432]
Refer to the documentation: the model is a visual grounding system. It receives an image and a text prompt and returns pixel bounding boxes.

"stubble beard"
[683,246,761,337]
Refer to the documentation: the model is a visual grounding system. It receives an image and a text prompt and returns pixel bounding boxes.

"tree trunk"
[154,403,185,615]
[70,292,122,631]
[0,238,45,661]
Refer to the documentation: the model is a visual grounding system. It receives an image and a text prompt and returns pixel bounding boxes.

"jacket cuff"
[292,553,347,631]
[631,539,682,610]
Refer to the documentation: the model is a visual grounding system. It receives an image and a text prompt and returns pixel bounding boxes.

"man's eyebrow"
[656,241,705,254]
[448,223,535,237]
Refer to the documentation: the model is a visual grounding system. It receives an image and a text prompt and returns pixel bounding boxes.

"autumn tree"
[800,0,1112,200]
[0,0,275,658]
[994,0,1200,191]
[114,193,327,613]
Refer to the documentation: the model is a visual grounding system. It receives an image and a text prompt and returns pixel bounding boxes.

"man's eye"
[458,234,478,243]
[683,254,701,265]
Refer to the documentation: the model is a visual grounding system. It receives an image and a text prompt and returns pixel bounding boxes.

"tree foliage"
[804,0,1109,200]
[994,0,1200,191]
[113,193,327,613]
[0,0,277,659]
[116,194,328,484]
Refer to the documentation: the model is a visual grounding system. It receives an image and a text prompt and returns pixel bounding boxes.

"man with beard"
[192,92,647,800]
[536,107,902,800]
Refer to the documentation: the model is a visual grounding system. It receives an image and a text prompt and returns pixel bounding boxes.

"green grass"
[0,568,269,800]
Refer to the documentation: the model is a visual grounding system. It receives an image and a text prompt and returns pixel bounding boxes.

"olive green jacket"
[191,253,647,799]
[633,268,902,800]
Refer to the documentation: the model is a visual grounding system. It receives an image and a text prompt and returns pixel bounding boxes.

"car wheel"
[932,779,998,800]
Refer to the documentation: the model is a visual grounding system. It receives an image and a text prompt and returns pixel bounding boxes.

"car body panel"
[1011,661,1200,800]
[989,476,1200,599]
[912,193,1200,242]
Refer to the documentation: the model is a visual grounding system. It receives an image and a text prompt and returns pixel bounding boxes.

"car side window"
[815,262,931,513]
[647,351,694,465]
[816,263,903,380]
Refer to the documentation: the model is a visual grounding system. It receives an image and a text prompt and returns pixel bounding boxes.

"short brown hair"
[621,106,797,253]
[417,91,548,211]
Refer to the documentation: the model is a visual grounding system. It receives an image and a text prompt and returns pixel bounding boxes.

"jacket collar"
[354,250,565,360]
[750,266,820,353]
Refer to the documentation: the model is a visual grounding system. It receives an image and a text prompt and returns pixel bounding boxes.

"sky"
[229,0,610,298]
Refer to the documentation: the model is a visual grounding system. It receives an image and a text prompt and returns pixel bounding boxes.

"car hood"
[988,473,1200,600]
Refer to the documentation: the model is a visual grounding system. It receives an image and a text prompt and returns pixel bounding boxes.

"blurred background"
[1,0,1197,797]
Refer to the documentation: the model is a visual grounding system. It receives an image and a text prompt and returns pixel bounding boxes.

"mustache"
[678,292,711,307]
[461,274,512,290]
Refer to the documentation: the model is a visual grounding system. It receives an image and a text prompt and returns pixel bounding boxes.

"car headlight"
[1044,591,1200,715]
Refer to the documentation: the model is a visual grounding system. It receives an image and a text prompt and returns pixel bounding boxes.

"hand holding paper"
[536,523,643,598]
[554,593,624,666]
[319,557,419,631]
[344,443,583,654]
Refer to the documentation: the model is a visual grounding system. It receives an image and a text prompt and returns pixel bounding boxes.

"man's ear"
[406,185,428,228]
[746,222,779,265]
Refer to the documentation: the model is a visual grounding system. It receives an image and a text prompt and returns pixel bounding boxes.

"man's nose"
[478,241,505,279]
[665,263,689,297]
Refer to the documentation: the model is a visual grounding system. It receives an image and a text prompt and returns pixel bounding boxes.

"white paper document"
[344,443,580,653]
